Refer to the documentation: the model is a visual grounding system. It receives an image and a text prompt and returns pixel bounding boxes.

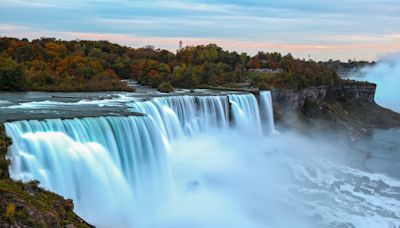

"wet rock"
[329,180,345,192]
[271,82,400,142]
[353,186,373,195]
[375,209,399,219]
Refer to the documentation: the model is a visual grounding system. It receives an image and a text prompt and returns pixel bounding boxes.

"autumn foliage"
[0,37,340,91]
[247,52,340,89]
[0,37,132,91]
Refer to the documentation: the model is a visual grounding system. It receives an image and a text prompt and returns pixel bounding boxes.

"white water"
[150,95,229,136]
[128,95,229,141]
[354,55,400,112]
[4,92,400,227]
[260,91,277,134]
[0,100,11,106]
[5,116,171,227]
[229,93,262,134]
[4,93,139,109]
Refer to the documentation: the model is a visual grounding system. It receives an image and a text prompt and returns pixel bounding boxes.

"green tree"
[0,56,25,90]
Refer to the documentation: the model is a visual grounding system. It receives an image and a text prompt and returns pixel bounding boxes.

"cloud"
[0,23,29,31]
[0,0,399,60]
[153,0,236,13]
[2,23,399,61]
[0,0,78,8]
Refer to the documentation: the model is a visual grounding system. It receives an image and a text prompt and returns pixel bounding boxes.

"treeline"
[133,44,248,89]
[0,37,134,91]
[247,52,340,89]
[0,37,341,91]
[320,59,373,72]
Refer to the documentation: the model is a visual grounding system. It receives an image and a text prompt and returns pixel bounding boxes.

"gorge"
[1,86,400,227]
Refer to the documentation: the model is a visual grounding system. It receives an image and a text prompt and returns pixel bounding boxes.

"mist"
[144,130,400,228]
[355,55,400,112]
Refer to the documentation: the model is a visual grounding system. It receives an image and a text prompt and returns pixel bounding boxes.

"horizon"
[0,35,377,63]
[1,0,399,62]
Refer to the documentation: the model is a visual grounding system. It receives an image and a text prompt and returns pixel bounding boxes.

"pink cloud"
[62,32,400,60]
[1,26,400,61]
[63,32,336,51]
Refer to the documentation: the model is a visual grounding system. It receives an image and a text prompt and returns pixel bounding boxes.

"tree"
[0,36,341,91]
[0,56,25,90]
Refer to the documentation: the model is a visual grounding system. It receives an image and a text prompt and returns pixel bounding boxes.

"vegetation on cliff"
[248,52,340,89]
[157,82,174,93]
[0,180,90,227]
[1,37,341,91]
[0,124,91,227]
[320,59,373,73]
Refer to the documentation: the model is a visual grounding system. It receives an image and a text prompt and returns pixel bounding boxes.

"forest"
[0,37,341,91]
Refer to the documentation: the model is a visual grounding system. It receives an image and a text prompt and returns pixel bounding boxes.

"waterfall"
[4,116,171,227]
[228,93,262,134]
[260,91,276,134]
[129,95,229,137]
[4,92,277,227]
[127,99,183,142]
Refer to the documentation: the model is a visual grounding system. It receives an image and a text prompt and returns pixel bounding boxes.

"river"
[1,89,399,228]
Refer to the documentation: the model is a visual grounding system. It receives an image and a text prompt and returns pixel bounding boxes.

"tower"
[179,40,183,51]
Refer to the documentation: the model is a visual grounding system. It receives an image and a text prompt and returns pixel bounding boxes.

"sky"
[0,0,400,61]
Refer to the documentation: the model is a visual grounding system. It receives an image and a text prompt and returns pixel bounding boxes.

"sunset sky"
[1,0,399,61]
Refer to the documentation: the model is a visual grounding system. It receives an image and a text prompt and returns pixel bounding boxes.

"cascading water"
[153,95,229,135]
[4,93,258,227]
[127,99,183,142]
[4,91,399,228]
[129,95,229,138]
[260,91,276,134]
[228,93,262,134]
[4,116,171,227]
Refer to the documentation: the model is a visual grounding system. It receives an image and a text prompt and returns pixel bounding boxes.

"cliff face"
[0,124,91,227]
[271,83,376,113]
[270,82,400,140]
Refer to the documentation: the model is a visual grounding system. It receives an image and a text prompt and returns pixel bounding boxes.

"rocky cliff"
[270,82,400,140]
[272,82,376,112]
